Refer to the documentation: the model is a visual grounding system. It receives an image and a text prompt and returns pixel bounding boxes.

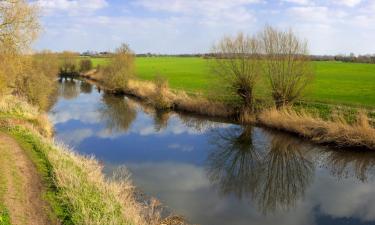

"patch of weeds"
[0,207,11,225]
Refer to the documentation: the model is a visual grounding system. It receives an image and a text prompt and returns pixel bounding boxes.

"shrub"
[58,51,79,76]
[79,59,93,72]
[100,43,135,90]
[152,75,172,109]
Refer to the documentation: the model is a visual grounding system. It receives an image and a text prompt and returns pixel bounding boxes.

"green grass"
[91,57,375,108]
[0,207,10,225]
[5,127,73,224]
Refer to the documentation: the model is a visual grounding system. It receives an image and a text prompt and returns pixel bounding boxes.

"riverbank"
[80,71,375,150]
[0,95,185,225]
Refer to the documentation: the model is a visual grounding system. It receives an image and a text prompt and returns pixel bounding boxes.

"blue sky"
[34,0,375,55]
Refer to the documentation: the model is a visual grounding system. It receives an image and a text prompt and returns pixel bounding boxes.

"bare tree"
[212,33,262,112]
[260,26,314,108]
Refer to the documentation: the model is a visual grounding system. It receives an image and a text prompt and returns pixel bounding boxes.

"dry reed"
[258,108,375,149]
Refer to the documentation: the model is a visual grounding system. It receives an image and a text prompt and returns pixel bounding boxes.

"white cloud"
[135,0,261,14]
[36,0,108,15]
[35,0,375,54]
[288,6,347,23]
[134,0,259,25]
[168,143,195,152]
[57,128,94,145]
[332,0,362,7]
[282,0,311,5]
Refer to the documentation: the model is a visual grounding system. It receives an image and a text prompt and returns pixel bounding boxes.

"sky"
[33,0,375,55]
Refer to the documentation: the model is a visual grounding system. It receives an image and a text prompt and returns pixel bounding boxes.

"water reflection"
[322,150,375,182]
[50,79,375,225]
[153,110,171,131]
[80,81,93,94]
[207,126,260,199]
[207,128,314,215]
[58,78,80,100]
[254,133,314,214]
[98,93,137,133]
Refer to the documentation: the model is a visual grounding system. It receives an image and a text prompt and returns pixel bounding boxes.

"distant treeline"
[170,53,375,64]
[83,52,375,64]
[311,54,375,64]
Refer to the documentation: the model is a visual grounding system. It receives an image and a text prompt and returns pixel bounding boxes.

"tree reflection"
[206,126,261,198]
[58,78,79,100]
[206,128,315,214]
[253,133,314,214]
[80,81,93,94]
[98,93,136,133]
[153,109,171,131]
[322,150,375,182]
[179,114,221,133]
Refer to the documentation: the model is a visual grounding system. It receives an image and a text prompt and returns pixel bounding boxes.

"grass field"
[91,57,375,108]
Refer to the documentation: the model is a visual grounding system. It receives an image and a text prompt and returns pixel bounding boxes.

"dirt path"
[0,132,57,225]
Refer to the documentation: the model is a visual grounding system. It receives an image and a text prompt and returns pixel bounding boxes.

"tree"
[260,26,314,108]
[0,0,40,53]
[101,43,135,90]
[59,51,79,76]
[0,0,40,95]
[79,59,93,72]
[212,33,262,112]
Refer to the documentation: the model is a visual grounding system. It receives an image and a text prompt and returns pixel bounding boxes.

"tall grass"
[258,108,375,149]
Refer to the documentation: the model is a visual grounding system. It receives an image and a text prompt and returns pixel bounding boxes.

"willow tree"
[260,26,314,108]
[212,33,262,112]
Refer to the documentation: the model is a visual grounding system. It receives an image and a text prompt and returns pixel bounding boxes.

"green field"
[91,57,375,108]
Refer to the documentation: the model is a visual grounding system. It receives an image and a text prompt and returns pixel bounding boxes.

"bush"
[152,75,172,109]
[13,53,58,110]
[100,43,134,90]
[79,59,93,72]
[58,51,79,76]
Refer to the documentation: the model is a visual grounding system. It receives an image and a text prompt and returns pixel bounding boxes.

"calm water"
[49,78,375,225]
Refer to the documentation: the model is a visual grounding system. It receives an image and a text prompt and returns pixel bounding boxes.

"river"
[48,78,375,225]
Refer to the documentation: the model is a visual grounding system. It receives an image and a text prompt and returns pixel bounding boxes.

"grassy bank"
[0,95,182,225]
[91,57,375,108]
[81,70,375,150]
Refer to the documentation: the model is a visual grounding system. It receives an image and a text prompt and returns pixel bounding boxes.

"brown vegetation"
[99,43,135,90]
[212,33,262,112]
[58,51,79,76]
[260,26,314,108]
[258,108,375,149]
[79,58,93,72]
[0,0,59,110]
[0,0,40,53]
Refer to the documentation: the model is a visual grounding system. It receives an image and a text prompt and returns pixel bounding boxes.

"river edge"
[0,95,188,225]
[78,71,375,151]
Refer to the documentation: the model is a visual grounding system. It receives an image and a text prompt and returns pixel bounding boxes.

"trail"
[0,132,58,225]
